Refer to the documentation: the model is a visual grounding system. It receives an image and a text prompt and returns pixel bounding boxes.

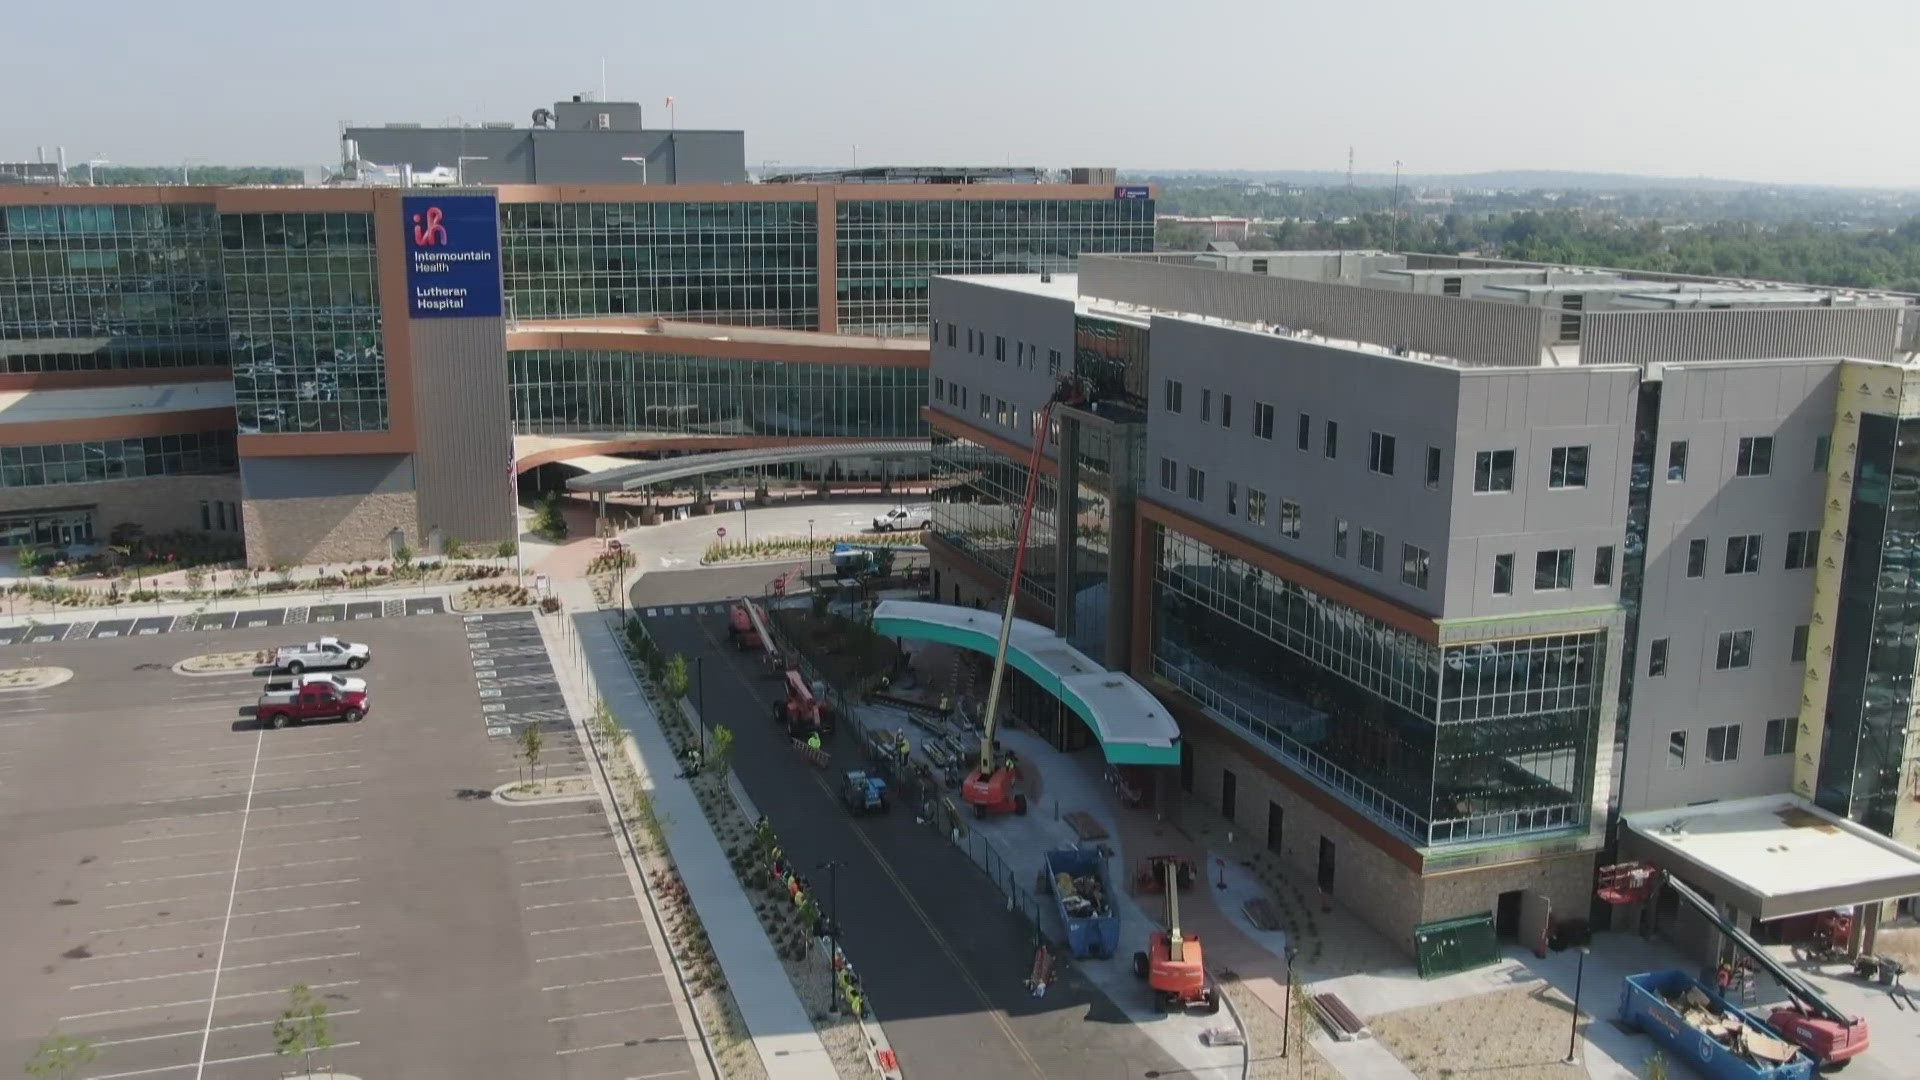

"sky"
[6,0,1919,188]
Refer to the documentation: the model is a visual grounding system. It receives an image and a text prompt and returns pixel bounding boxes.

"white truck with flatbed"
[871,505,931,532]
[272,636,370,674]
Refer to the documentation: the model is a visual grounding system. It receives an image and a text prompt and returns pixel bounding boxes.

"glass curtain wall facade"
[0,430,237,489]
[221,212,385,433]
[931,430,1058,609]
[509,349,925,438]
[1074,314,1151,419]
[837,199,1154,336]
[1151,526,1602,847]
[501,202,818,328]
[1817,412,1920,835]
[0,204,226,373]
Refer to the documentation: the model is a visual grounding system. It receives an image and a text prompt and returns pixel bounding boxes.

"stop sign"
[717,526,727,538]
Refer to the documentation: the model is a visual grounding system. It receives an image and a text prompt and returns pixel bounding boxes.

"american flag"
[664,96,675,108]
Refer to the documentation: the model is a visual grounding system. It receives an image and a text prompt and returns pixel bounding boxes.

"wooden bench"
[1310,992,1371,1041]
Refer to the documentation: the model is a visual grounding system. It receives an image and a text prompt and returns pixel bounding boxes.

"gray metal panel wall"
[239,453,415,499]
[409,317,515,545]
[1580,308,1903,365]
[1079,256,1547,367]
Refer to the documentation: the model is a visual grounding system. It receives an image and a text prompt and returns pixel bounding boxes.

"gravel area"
[1371,984,1589,1080]
[1220,975,1341,1080]
[0,665,70,690]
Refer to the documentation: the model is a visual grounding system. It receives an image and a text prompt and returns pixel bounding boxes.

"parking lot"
[0,611,699,1079]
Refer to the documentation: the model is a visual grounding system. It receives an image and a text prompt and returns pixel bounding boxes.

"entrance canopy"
[871,599,1180,767]
[565,440,930,494]
[1620,794,1920,920]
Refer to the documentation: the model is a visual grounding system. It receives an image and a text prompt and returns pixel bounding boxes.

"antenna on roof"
[1346,147,1354,193]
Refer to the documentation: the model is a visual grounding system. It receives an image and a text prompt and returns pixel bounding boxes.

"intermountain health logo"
[411,205,448,247]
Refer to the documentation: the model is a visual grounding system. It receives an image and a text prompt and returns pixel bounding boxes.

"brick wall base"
[241,491,419,567]
[1188,730,1596,956]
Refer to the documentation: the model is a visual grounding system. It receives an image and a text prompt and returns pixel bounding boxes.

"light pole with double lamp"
[695,656,707,757]
[1563,945,1590,1065]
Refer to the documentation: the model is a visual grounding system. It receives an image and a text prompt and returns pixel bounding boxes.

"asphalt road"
[0,614,694,1080]
[635,568,1183,1080]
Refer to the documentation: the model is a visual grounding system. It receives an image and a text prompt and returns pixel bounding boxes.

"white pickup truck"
[871,505,932,532]
[263,671,367,696]
[273,636,370,674]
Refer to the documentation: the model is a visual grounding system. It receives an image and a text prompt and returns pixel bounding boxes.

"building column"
[1054,418,1079,643]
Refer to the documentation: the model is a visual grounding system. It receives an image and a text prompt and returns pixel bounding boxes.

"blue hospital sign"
[403,193,503,318]
[1114,185,1151,200]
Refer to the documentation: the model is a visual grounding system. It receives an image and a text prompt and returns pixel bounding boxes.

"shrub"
[496,538,518,558]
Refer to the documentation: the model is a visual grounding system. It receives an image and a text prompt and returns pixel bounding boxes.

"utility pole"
[695,656,706,757]
[818,860,843,1013]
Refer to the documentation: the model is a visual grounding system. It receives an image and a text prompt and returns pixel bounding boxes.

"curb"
[172,656,271,678]
[490,778,598,806]
[0,666,72,693]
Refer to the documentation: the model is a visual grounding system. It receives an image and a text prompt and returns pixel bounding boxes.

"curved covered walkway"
[872,599,1180,766]
[565,440,930,493]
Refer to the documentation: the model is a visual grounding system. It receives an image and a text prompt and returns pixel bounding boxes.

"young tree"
[662,653,691,703]
[711,724,736,781]
[272,983,333,1079]
[1643,1051,1669,1080]
[23,1031,96,1080]
[520,722,544,787]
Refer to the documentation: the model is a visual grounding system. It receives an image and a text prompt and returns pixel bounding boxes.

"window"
[934,377,945,402]
[1368,432,1397,476]
[1164,378,1183,413]
[1535,548,1574,590]
[1791,623,1810,663]
[1648,638,1669,677]
[1442,276,1462,297]
[1047,348,1061,374]
[980,393,991,418]
[1324,420,1339,459]
[1358,528,1384,572]
[1493,553,1514,595]
[1594,545,1614,586]
[1201,388,1212,423]
[1296,412,1310,451]
[1253,401,1275,440]
[1785,530,1819,570]
[1159,457,1177,491]
[1706,724,1741,764]
[1220,394,1232,429]
[1667,731,1687,770]
[994,335,1006,362]
[1334,518,1349,558]
[1715,629,1754,671]
[1814,435,1831,473]
[1686,538,1707,578]
[1765,718,1798,757]
[1226,481,1238,516]
[200,500,212,531]
[1474,450,1515,493]
[1280,500,1302,539]
[1559,293,1584,341]
[1186,466,1205,502]
[214,499,227,531]
[1548,446,1589,489]
[1401,544,1430,590]
[967,328,976,352]
[1736,435,1773,477]
[946,323,956,347]
[1724,534,1763,575]
[1425,446,1442,489]
[1252,258,1270,274]
[1246,487,1267,525]
[1667,440,1688,481]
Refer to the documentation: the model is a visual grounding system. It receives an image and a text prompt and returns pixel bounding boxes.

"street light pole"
[1282,944,1299,1057]
[696,655,707,757]
[818,859,842,1014]
[1563,945,1590,1065]
[808,518,816,582]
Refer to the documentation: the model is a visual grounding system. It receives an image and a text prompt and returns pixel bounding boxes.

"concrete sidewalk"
[551,581,837,1080]
[0,579,467,630]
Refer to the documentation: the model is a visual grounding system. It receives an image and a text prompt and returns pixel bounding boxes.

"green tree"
[662,653,691,702]
[272,983,333,1079]
[1643,1050,1669,1080]
[520,723,544,786]
[23,1031,96,1080]
[711,724,736,780]
[533,490,569,539]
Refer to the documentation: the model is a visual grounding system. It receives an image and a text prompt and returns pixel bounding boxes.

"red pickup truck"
[257,682,369,729]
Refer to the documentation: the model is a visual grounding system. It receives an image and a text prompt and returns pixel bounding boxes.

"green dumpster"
[1412,913,1499,979]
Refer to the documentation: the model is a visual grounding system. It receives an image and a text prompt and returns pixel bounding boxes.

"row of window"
[0,430,238,489]
[1667,717,1797,769]
[943,322,1063,376]
[1680,530,1821,578]
[199,499,242,533]
[1645,623,1808,677]
[1470,447,1588,492]
[1490,546,1615,595]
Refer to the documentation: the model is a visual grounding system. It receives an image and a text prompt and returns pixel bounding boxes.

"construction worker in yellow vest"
[806,730,822,752]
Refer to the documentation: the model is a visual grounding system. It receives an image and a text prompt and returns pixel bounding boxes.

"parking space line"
[508,810,599,823]
[120,815,360,844]
[232,924,361,946]
[126,797,360,824]
[523,872,629,887]
[558,1041,646,1056]
[90,1042,363,1080]
[510,830,610,844]
[90,900,360,935]
[101,876,360,910]
[106,855,358,887]
[626,1071,692,1080]
[250,779,362,796]
[542,973,664,991]
[134,791,243,807]
[59,979,360,1022]
[524,894,631,911]
[514,851,618,866]
[79,939,213,961]
[549,1003,672,1022]
[528,919,649,936]
[537,944,654,962]
[91,1010,363,1048]
[70,951,361,991]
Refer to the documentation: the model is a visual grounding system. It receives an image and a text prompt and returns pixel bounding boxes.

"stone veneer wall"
[0,474,242,538]
[240,491,418,567]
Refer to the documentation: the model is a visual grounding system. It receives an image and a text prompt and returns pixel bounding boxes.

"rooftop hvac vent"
[385,122,422,129]
[482,122,513,129]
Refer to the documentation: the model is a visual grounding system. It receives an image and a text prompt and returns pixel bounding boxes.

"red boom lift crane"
[960,375,1087,819]
[1596,863,1869,1068]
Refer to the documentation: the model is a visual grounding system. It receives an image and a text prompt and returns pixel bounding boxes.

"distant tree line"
[91,165,304,186]
[1160,208,1920,294]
